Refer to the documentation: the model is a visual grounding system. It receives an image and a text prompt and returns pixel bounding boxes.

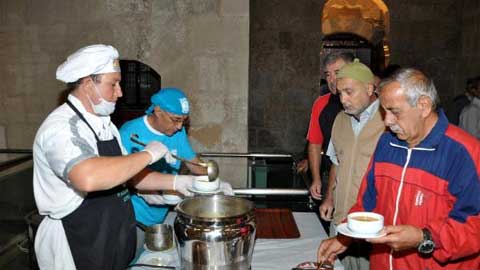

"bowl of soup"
[347,212,384,235]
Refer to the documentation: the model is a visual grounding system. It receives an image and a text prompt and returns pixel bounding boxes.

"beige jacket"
[331,108,385,225]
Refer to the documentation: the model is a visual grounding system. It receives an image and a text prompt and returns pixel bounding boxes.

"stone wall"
[1,0,478,183]
[384,0,461,102]
[380,0,480,101]
[249,0,326,156]
[0,0,249,186]
[249,0,477,158]
[455,0,480,95]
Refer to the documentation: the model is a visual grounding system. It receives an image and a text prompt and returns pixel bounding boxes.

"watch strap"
[418,228,435,254]
[422,228,432,241]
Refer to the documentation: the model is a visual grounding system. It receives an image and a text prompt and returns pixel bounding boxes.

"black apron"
[62,100,136,270]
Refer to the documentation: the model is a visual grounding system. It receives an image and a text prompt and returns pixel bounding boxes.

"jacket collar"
[389,109,448,150]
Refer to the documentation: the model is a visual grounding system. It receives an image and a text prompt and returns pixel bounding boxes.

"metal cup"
[145,224,174,251]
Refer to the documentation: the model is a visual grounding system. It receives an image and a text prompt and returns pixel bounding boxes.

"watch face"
[418,240,435,254]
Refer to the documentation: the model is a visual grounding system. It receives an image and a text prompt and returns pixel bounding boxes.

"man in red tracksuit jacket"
[317,68,480,270]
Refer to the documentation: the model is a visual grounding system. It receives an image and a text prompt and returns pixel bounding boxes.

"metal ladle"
[130,134,219,181]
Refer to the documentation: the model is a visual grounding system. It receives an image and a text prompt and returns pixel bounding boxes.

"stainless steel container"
[174,195,256,270]
[145,224,174,252]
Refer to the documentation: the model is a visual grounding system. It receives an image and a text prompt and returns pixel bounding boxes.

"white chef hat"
[56,44,121,83]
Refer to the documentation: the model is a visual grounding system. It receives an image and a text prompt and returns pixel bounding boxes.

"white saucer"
[162,195,183,205]
[163,198,182,205]
[336,223,386,239]
[140,244,177,268]
[187,186,222,195]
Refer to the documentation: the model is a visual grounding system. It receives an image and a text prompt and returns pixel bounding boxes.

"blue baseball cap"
[146,88,190,116]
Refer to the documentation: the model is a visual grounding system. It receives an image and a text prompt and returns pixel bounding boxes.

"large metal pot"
[174,195,256,270]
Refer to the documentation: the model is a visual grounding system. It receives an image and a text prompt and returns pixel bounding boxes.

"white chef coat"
[33,94,126,269]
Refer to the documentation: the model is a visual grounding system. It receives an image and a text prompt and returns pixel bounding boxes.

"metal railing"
[199,152,311,196]
[0,149,33,171]
[200,152,294,159]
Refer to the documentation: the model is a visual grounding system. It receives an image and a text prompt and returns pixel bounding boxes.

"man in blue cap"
[119,87,233,256]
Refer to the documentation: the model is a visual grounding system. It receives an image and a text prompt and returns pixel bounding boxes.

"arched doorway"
[321,0,390,74]
[111,60,161,127]
[321,32,376,70]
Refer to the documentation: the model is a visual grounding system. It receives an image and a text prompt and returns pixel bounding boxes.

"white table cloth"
[252,212,343,270]
[134,211,343,269]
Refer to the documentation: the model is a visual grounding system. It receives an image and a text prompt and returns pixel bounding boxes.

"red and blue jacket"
[350,110,480,270]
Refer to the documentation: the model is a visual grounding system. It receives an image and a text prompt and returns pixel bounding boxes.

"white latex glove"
[138,192,165,205]
[173,175,194,196]
[219,181,234,196]
[142,141,175,165]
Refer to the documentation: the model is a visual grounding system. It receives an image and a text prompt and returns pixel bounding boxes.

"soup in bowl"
[347,211,384,235]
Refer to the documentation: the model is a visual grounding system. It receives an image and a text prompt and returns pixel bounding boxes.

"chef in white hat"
[32,44,196,270]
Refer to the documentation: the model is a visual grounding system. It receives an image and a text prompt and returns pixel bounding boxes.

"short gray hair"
[322,52,355,69]
[379,68,439,109]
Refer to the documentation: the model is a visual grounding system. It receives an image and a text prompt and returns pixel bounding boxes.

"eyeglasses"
[164,111,188,125]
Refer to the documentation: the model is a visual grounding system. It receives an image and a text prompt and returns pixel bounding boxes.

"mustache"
[389,125,403,133]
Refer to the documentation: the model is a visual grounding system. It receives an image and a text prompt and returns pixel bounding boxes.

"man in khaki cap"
[319,59,386,270]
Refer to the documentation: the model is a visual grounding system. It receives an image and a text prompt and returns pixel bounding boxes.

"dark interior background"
[248,0,480,156]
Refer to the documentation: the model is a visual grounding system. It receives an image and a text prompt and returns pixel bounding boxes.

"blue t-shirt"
[119,115,196,226]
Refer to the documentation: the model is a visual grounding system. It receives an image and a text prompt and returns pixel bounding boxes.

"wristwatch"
[417,228,435,254]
